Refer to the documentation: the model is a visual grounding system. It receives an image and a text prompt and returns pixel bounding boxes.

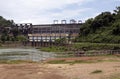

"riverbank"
[0,56,119,79]
[39,43,120,52]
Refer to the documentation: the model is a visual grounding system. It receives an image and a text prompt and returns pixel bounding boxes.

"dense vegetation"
[40,7,120,52]
[40,42,120,52]
[0,16,14,43]
[0,16,27,44]
[78,6,120,43]
[0,6,120,50]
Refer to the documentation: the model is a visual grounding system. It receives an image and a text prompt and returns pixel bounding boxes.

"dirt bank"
[0,61,119,79]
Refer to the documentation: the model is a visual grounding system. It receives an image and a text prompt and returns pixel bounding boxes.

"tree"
[78,6,120,43]
[112,21,120,35]
[17,35,28,46]
[114,6,120,20]
[80,18,93,36]
[1,34,6,43]
[90,12,114,32]
[0,16,13,28]
[11,28,19,38]
[114,6,120,14]
[55,38,66,45]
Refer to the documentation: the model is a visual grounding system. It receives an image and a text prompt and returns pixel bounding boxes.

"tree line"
[78,6,120,43]
[0,16,27,43]
[0,6,120,44]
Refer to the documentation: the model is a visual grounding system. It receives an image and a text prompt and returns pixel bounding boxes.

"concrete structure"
[28,33,78,42]
[17,20,82,46]
[15,23,33,35]
[32,24,80,34]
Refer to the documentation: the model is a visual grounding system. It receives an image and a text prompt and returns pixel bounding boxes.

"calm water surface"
[0,48,55,61]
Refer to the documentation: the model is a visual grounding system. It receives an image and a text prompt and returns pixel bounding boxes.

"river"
[0,48,55,61]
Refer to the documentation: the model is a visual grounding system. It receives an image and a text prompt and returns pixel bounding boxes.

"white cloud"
[0,0,95,24]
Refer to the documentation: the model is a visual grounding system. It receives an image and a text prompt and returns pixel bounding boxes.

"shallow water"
[0,48,55,61]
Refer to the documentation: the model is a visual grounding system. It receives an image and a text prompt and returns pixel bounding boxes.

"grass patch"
[47,60,66,64]
[40,46,68,53]
[39,43,120,53]
[0,52,29,56]
[0,60,35,64]
[91,70,103,74]
[46,60,98,64]
[46,55,120,64]
[74,43,120,50]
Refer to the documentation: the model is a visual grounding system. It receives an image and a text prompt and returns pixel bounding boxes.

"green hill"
[78,6,120,44]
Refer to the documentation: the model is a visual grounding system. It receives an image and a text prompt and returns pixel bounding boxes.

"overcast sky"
[0,0,119,24]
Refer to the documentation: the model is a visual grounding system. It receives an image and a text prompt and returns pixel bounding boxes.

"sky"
[0,0,120,24]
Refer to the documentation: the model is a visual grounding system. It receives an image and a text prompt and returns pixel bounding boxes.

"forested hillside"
[0,16,13,28]
[0,16,23,43]
[78,7,120,43]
